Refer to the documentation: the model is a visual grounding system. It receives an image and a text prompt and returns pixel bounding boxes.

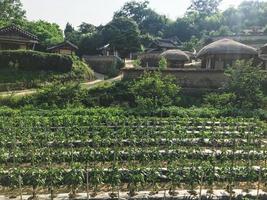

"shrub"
[203,92,237,109]
[20,83,86,108]
[131,72,180,110]
[158,57,167,70]
[224,60,266,110]
[0,50,73,72]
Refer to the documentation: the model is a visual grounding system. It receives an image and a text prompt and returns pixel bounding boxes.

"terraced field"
[0,109,266,200]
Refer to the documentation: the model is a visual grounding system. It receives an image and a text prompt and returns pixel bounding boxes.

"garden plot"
[0,113,266,199]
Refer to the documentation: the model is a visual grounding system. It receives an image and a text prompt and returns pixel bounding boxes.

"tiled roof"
[0,24,38,41]
[47,40,78,51]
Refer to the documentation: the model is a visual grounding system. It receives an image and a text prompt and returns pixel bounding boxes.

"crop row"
[0,166,266,189]
[1,138,265,149]
[1,147,266,166]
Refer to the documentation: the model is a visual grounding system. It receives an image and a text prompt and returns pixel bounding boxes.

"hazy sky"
[21,0,246,29]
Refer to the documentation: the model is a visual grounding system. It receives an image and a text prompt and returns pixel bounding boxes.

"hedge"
[83,55,124,77]
[0,50,73,72]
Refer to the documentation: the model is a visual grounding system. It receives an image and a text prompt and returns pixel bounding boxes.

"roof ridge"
[0,24,38,41]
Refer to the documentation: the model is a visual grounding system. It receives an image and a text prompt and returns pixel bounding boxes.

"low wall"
[122,67,226,89]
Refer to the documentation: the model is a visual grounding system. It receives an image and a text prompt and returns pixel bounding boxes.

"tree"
[140,10,170,37]
[224,60,266,110]
[114,1,150,25]
[64,22,75,37]
[101,17,141,57]
[25,20,64,50]
[79,22,96,34]
[78,31,103,55]
[188,0,222,16]
[0,0,25,21]
[165,18,197,42]
[131,72,180,110]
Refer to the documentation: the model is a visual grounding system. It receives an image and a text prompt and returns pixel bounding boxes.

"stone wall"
[122,67,226,89]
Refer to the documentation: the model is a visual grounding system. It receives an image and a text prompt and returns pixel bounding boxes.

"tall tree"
[26,20,64,50]
[101,17,141,57]
[114,1,150,25]
[64,22,75,37]
[187,0,222,16]
[79,22,96,34]
[0,0,26,21]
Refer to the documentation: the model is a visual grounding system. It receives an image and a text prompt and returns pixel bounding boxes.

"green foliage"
[101,17,141,57]
[0,50,72,72]
[114,1,170,38]
[182,36,200,51]
[158,57,167,70]
[133,59,141,68]
[203,92,237,109]
[131,72,180,110]
[224,60,266,110]
[25,20,64,50]
[188,0,222,16]
[0,0,25,21]
[21,83,86,108]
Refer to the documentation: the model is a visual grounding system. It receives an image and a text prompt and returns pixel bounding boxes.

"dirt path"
[0,72,122,97]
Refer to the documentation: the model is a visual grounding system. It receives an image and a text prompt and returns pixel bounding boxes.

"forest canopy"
[1,0,267,55]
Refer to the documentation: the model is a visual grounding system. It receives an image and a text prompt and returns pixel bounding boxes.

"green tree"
[64,22,75,37]
[224,60,266,110]
[78,31,103,55]
[0,0,25,21]
[79,22,96,34]
[188,0,222,16]
[114,1,150,25]
[25,20,64,50]
[165,18,197,42]
[131,72,180,110]
[101,17,141,57]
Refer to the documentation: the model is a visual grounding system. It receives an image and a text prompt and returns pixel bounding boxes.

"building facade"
[0,25,38,50]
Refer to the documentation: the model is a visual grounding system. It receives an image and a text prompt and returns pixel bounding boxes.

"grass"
[0,59,95,92]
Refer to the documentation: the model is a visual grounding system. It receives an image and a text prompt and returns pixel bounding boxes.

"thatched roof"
[139,52,162,60]
[161,49,190,61]
[197,38,258,58]
[0,24,38,42]
[47,40,78,51]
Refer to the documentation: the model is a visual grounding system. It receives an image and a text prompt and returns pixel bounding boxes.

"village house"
[47,40,78,55]
[161,49,190,68]
[197,39,258,70]
[97,44,119,57]
[0,24,38,50]
[146,38,180,53]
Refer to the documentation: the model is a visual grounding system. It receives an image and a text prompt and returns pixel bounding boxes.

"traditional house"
[161,49,190,68]
[139,52,162,68]
[47,41,78,55]
[197,39,258,70]
[0,24,38,50]
[146,39,180,53]
[97,44,118,56]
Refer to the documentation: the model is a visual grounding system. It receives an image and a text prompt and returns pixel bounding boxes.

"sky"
[21,0,245,30]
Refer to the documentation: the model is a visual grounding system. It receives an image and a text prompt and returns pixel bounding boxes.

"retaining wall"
[122,68,226,89]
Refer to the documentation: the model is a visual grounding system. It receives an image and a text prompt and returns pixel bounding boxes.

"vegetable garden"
[0,108,266,200]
